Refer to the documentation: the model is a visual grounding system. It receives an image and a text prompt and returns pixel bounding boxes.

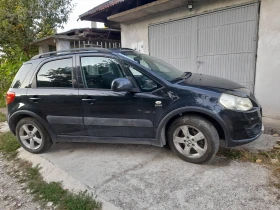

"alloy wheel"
[173,125,207,159]
[19,124,42,150]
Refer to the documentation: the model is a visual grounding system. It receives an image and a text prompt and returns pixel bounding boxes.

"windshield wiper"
[171,72,192,83]
[182,72,192,78]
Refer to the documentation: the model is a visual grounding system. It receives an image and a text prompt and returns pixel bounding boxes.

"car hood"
[177,73,251,96]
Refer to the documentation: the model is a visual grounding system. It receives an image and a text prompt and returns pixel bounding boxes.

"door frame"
[75,52,161,140]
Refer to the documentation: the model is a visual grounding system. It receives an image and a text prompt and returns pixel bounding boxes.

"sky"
[57,0,108,33]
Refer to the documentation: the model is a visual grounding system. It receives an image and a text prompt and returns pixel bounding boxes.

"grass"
[218,148,280,163]
[0,98,5,108]
[0,112,6,122]
[0,131,102,210]
[0,131,20,159]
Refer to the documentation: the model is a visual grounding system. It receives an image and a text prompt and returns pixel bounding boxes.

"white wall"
[255,0,280,119]
[121,0,253,54]
[38,45,49,54]
[56,39,71,51]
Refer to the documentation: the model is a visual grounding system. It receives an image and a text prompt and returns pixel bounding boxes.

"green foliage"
[218,148,242,159]
[0,0,74,58]
[0,0,74,106]
[0,132,20,153]
[62,192,102,210]
[0,112,6,122]
[0,49,29,107]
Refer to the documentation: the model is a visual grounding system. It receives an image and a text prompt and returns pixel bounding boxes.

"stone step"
[273,145,280,150]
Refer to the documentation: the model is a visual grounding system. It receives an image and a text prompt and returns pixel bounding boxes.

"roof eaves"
[79,0,127,20]
[31,35,81,45]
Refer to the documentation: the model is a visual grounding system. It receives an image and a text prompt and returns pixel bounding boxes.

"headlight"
[219,93,253,111]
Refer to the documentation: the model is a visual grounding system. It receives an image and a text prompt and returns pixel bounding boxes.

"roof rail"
[31,48,112,60]
[110,48,134,51]
[119,48,134,51]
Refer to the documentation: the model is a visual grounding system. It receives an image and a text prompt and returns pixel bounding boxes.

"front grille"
[245,123,262,138]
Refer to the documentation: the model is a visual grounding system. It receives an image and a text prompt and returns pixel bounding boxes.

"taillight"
[6,91,16,105]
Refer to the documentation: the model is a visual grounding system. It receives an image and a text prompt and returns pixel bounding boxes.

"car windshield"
[120,51,184,82]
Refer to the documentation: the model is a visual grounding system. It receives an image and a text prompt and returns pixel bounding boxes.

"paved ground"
[237,133,278,152]
[263,117,280,135]
[18,135,280,210]
[0,107,7,115]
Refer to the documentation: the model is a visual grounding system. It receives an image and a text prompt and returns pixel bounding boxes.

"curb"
[18,148,121,210]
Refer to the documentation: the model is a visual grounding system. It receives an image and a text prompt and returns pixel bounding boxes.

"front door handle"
[82,99,96,102]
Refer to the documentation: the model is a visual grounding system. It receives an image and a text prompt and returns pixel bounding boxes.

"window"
[120,51,184,82]
[81,57,125,89]
[127,64,159,92]
[37,58,73,88]
[11,64,32,88]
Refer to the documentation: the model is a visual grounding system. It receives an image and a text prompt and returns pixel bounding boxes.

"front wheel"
[167,115,220,164]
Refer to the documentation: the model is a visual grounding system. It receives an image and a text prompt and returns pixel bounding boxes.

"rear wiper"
[171,72,192,83]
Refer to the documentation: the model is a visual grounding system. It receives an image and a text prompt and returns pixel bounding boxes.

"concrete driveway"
[18,135,280,210]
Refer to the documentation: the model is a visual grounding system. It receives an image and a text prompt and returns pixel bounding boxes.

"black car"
[6,48,263,164]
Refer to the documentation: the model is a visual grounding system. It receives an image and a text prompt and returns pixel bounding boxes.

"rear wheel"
[16,118,52,154]
[167,115,219,164]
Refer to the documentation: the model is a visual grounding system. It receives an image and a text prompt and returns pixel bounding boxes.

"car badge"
[155,101,162,107]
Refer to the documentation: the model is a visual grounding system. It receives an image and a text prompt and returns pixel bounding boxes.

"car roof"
[31,48,135,60]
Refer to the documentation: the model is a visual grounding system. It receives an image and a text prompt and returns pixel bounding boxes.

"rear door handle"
[82,98,96,105]
[29,97,41,102]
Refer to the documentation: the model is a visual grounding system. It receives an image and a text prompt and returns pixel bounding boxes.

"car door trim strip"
[84,117,153,127]
[47,116,83,125]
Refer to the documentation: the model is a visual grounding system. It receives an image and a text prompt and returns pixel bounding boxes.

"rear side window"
[37,58,73,88]
[11,64,32,88]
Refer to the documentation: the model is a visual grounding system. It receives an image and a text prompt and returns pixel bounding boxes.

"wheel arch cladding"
[9,111,56,142]
[157,107,229,146]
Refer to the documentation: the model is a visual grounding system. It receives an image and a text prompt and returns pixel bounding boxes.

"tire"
[167,115,219,164]
[16,117,53,154]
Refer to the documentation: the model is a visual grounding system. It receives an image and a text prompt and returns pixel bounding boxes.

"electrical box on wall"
[131,41,144,53]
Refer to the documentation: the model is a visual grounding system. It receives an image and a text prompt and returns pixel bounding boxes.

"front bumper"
[220,107,263,147]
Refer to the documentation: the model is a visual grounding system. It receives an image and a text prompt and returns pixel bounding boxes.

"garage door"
[149,3,259,92]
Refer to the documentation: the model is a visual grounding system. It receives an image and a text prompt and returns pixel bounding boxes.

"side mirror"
[111,78,133,92]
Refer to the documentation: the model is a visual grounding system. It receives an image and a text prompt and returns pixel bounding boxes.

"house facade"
[79,0,280,119]
[32,27,121,54]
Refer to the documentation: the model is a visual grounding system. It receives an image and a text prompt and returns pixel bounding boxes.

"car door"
[26,56,85,136]
[77,54,161,141]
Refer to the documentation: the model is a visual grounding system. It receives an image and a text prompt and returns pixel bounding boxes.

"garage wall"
[121,0,255,54]
[255,0,280,118]
[149,4,259,92]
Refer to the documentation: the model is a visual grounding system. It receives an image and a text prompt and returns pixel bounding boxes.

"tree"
[0,0,74,107]
[0,0,74,58]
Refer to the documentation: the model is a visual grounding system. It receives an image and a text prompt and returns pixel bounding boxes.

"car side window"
[126,64,160,92]
[37,58,73,88]
[81,57,125,89]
